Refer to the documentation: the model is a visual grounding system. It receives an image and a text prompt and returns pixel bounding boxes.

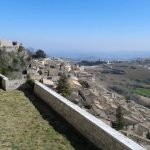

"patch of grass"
[0,89,99,150]
[134,88,150,97]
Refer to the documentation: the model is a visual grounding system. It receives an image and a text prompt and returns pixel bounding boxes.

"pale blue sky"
[0,0,150,56]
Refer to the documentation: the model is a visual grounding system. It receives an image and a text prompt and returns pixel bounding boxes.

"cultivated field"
[134,88,150,97]
[0,89,98,150]
[85,62,150,107]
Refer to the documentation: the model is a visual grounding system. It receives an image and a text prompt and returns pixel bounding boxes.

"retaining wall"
[0,74,27,91]
[34,81,145,150]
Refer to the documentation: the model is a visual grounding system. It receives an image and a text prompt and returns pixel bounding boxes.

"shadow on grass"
[20,89,100,150]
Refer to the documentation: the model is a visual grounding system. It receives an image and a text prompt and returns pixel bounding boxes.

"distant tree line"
[78,60,107,66]
[78,60,123,66]
[101,69,126,75]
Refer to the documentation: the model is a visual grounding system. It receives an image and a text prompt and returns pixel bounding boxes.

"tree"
[56,74,71,97]
[115,106,125,130]
[35,49,46,59]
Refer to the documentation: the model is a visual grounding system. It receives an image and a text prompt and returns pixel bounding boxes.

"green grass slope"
[0,89,98,150]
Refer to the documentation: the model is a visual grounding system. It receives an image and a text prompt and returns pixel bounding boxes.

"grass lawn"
[134,88,150,97]
[0,89,98,150]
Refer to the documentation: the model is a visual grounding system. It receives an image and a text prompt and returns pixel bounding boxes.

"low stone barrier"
[0,74,27,91]
[34,81,145,150]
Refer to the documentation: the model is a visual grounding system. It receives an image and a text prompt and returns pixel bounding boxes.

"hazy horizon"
[1,0,150,58]
[46,49,150,60]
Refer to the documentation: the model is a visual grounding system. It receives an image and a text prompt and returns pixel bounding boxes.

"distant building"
[0,39,20,52]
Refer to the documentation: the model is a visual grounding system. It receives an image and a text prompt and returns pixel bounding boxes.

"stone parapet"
[34,81,145,150]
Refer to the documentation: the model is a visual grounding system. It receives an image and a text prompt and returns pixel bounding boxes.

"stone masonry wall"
[0,74,27,91]
[34,81,145,150]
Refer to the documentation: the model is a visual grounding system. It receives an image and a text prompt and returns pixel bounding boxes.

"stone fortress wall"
[34,81,145,150]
